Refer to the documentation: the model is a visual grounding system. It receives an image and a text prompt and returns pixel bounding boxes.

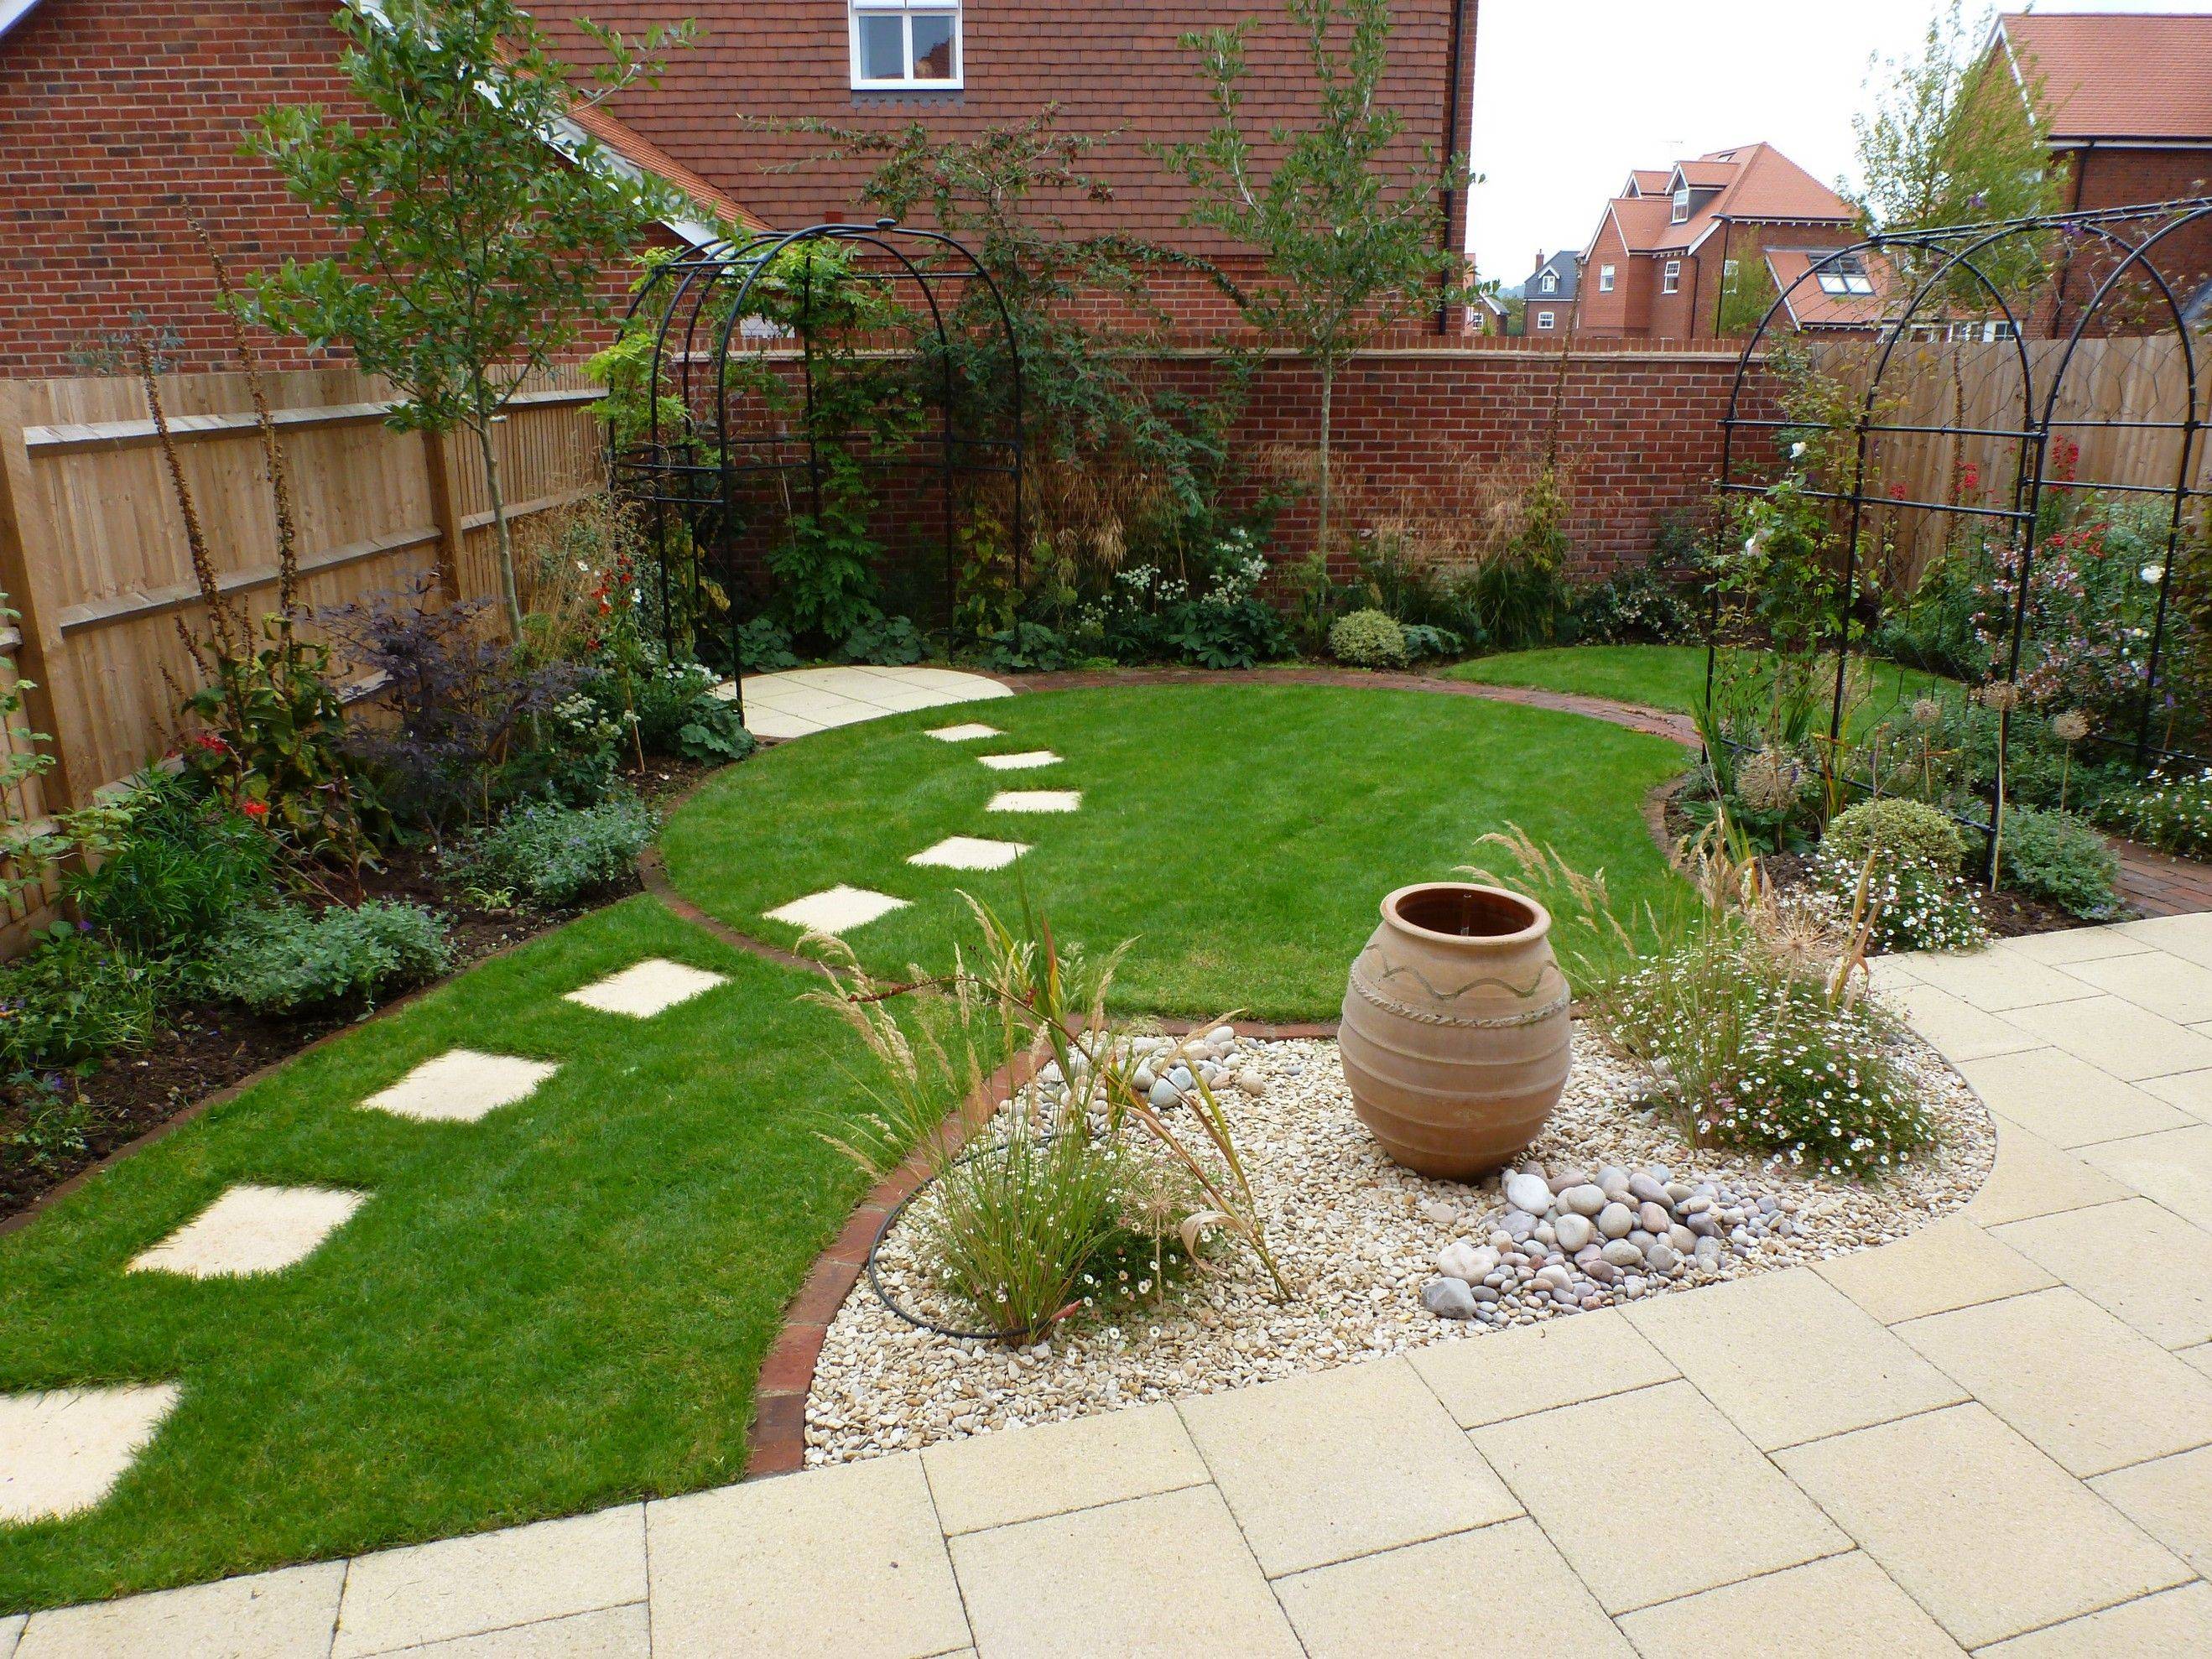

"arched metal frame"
[1710,196,2212,878]
[609,221,1025,720]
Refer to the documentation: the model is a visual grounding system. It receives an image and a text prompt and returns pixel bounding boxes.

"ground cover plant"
[660,683,1689,1022]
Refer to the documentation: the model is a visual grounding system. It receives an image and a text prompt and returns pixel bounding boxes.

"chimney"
[1535,248,1545,275]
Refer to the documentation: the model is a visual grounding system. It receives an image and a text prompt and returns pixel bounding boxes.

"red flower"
[1961,462,1981,490]
[241,799,268,819]
[1888,483,1909,501]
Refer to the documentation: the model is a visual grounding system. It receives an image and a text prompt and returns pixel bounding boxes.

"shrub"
[1996,804,2122,919]
[1823,798,1967,872]
[1158,595,1293,669]
[69,771,276,958]
[978,620,1072,673]
[1809,847,1989,954]
[2100,769,2212,858]
[1398,622,1465,664]
[622,658,755,765]
[736,616,801,673]
[450,796,658,908]
[841,611,924,667]
[1328,608,1407,669]
[205,901,452,1014]
[0,927,165,1072]
[1572,559,1698,644]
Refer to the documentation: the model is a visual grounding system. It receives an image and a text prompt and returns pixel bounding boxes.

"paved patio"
[726,665,1012,741]
[11,915,2212,1656]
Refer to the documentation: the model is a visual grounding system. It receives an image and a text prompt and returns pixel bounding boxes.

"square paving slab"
[762,885,909,936]
[906,835,1028,871]
[2004,995,2212,1080]
[2090,1443,2212,1580]
[563,959,727,1019]
[15,1561,345,1659]
[985,790,1081,814]
[1992,1197,2212,1348]
[1954,1049,2194,1147]
[2078,1123,2212,1228]
[924,723,1002,742]
[362,1050,560,1124]
[129,1185,366,1278]
[1977,1583,2212,1657]
[1963,1117,2133,1225]
[0,1384,180,1526]
[1812,1213,2055,1324]
[1408,1306,1677,1428]
[1614,1552,1960,1659]
[976,750,1061,771]
[922,1402,1207,1536]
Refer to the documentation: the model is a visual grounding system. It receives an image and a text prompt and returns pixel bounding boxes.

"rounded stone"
[1423,1277,1479,1319]
[1668,1224,1697,1254]
[1438,1240,1497,1283]
[1148,1079,1180,1110]
[1554,1214,1595,1252]
[1644,1241,1679,1272]
[1597,1202,1636,1240]
[1560,1183,1608,1216]
[1601,1239,1645,1268]
[1504,1173,1554,1215]
[1639,1200,1672,1234]
[1628,1173,1671,1207]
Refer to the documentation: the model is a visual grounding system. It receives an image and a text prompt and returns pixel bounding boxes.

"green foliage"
[205,902,454,1015]
[1571,559,1699,645]
[67,772,277,959]
[1469,465,1574,650]
[450,796,658,909]
[1824,798,1967,872]
[1995,804,2121,919]
[1397,622,1465,663]
[251,0,695,632]
[735,617,801,672]
[978,620,1074,673]
[1715,252,1781,338]
[2101,769,2212,858]
[0,928,166,1074]
[613,656,754,765]
[0,594,76,915]
[1328,608,1408,668]
[1811,847,1989,953]
[841,611,925,667]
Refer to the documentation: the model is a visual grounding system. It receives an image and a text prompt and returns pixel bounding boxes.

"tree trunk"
[475,422,523,638]
[1317,359,1335,564]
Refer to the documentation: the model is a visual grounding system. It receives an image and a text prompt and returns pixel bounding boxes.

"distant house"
[1518,251,1580,335]
[1466,288,1510,335]
[1573,144,1862,340]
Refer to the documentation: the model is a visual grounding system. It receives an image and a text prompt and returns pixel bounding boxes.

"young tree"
[252,0,695,635]
[1164,0,1470,559]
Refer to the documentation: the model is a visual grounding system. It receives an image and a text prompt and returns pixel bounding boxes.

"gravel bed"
[803,1022,1993,1466]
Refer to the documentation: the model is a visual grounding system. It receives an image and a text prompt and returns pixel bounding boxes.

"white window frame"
[850,1,963,91]
[1540,270,1558,293]
[1662,259,1681,294]
[1598,263,1616,292]
[1671,187,1691,224]
[1535,309,1556,330]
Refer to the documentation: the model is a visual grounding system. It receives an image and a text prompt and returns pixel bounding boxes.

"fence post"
[420,426,465,602]
[0,383,82,810]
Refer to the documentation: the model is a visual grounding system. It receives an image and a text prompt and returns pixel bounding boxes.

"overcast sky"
[1467,0,2212,282]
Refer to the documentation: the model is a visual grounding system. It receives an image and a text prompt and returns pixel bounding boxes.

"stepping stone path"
[908,836,1029,871]
[731,666,1012,741]
[976,750,1062,771]
[0,1385,180,1525]
[565,958,728,1018]
[987,790,1082,814]
[924,723,1002,742]
[765,886,910,936]
[364,1050,562,1124]
[129,1186,366,1278]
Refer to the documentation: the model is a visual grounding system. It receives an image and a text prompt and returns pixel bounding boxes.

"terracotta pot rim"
[1381,882,1552,949]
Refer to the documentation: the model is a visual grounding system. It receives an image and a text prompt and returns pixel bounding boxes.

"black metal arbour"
[1707,197,2212,868]
[609,220,1025,720]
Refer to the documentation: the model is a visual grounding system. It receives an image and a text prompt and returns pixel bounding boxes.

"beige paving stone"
[2111,911,2212,966]
[2079,1124,2212,1228]
[1953,1050,2194,1147]
[1994,928,2152,966]
[922,1401,1208,1535]
[15,1560,345,1659]
[975,750,1061,771]
[906,835,1028,872]
[1614,1552,1961,1659]
[362,1050,560,1124]
[128,1184,365,1278]
[1962,1118,2133,1226]
[1814,1214,2055,1324]
[376,1604,648,1657]
[334,1506,646,1659]
[1892,985,2045,1061]
[1975,1581,2212,1657]
[1992,1198,2212,1348]
[1471,1380,1845,1614]
[761,884,910,936]
[1176,1355,1518,1576]
[1406,1305,1677,1428]
[2140,1066,2212,1125]
[648,1453,965,1659]
[0,1614,20,1659]
[2183,1340,2212,1381]
[984,789,1080,814]
[0,1383,179,1525]
[2067,949,2212,1024]
[1273,1518,1630,1658]
[923,722,1002,742]
[561,959,726,1019]
[1898,1287,2212,1477]
[948,1485,1297,1658]
[1901,947,2100,1012]
[1773,1403,2191,1650]
[2089,1443,2212,1579]
[1623,1269,1965,1450]
[1998,995,2212,1081]
[743,708,823,740]
[1866,954,1928,995]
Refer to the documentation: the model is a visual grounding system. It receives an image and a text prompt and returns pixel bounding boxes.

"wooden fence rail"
[0,365,606,946]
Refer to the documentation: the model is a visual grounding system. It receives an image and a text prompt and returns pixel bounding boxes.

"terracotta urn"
[1339,882,1572,1180]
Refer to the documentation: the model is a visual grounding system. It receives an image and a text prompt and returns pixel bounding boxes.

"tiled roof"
[1599,143,1855,256]
[1767,247,1890,330]
[1998,12,2212,143]
[1627,169,1671,196]
[561,96,768,235]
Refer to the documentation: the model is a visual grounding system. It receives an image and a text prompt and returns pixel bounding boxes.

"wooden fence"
[0,364,606,944]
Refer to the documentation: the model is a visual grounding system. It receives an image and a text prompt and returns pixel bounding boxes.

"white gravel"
[802,1023,1993,1466]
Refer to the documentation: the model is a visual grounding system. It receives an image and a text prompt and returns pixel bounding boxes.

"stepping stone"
[129,1185,366,1278]
[977,751,1063,771]
[987,790,1082,814]
[908,836,1030,871]
[925,723,1002,742]
[362,1050,560,1123]
[0,1383,180,1525]
[565,958,729,1018]
[763,885,910,935]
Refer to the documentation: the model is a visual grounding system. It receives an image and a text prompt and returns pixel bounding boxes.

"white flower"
[1790,440,1807,459]
[2142,564,2166,585]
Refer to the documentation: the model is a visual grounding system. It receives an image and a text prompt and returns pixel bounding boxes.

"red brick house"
[1572,143,1863,341]
[0,0,761,377]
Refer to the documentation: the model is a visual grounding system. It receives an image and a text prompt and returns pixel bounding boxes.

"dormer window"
[1815,253,1876,296]
[1540,271,1558,293]
[1671,187,1691,224]
[851,1,962,90]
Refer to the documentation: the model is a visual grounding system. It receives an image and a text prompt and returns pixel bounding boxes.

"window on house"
[1599,264,1616,292]
[1671,187,1691,224]
[1723,259,1739,278]
[1536,310,1555,330]
[1662,260,1681,294]
[851,1,962,89]
[1814,253,1876,296]
[1540,271,1558,293]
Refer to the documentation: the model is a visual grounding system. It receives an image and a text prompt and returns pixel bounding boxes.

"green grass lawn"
[0,897,893,1613]
[1446,644,1961,731]
[661,683,1690,1022]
